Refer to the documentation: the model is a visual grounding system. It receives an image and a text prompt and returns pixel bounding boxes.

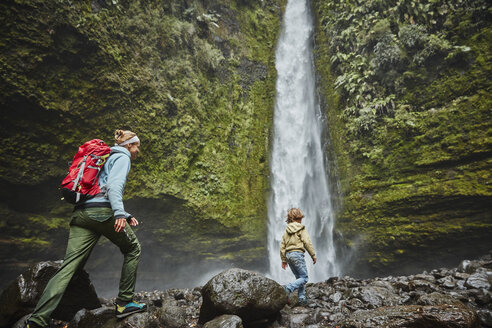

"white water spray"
[267,0,338,283]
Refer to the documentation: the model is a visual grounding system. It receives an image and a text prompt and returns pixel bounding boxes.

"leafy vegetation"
[0,0,284,269]
[314,0,492,273]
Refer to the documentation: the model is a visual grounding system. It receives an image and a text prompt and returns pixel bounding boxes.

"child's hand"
[281,262,288,270]
[313,257,317,265]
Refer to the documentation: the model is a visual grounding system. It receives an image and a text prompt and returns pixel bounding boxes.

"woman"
[26,130,146,328]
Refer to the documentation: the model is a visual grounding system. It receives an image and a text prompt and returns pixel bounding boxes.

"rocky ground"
[2,254,492,328]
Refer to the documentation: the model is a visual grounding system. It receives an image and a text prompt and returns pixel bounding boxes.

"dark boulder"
[477,309,492,327]
[0,261,100,327]
[340,304,480,328]
[199,268,288,323]
[203,314,243,328]
[69,306,114,328]
[158,299,188,328]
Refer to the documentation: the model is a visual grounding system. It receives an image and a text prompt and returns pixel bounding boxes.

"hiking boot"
[24,320,43,328]
[115,300,147,319]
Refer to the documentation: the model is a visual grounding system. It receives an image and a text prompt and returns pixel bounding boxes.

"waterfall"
[267,0,338,283]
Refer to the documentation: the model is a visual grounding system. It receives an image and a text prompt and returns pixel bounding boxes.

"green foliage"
[28,215,66,230]
[399,24,428,48]
[412,33,451,65]
[316,0,490,136]
[372,34,401,71]
[314,0,492,271]
[0,0,285,264]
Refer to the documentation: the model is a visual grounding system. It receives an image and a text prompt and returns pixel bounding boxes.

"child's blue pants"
[285,251,308,300]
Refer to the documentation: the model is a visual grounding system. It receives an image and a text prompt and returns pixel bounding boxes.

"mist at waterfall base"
[267,0,339,285]
[84,246,234,298]
[78,198,248,298]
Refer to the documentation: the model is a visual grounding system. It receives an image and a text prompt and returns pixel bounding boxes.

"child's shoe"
[298,298,307,306]
[115,300,147,318]
[283,285,291,304]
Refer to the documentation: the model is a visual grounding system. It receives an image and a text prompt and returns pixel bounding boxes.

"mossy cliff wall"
[0,0,285,289]
[313,0,492,275]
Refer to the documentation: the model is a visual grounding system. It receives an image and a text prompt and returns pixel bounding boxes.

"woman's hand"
[114,218,126,232]
[282,262,288,270]
[129,217,139,226]
[313,257,317,265]
[114,217,139,232]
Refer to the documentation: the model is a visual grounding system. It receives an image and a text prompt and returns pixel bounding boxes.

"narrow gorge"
[0,0,490,297]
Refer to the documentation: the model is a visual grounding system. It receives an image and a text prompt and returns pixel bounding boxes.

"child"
[280,208,317,305]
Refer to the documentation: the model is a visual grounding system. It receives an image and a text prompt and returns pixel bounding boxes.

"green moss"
[314,0,492,272]
[0,0,286,266]
[28,215,66,230]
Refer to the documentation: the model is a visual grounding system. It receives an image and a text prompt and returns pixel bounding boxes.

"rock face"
[313,0,492,276]
[199,268,288,323]
[0,261,100,327]
[0,0,284,290]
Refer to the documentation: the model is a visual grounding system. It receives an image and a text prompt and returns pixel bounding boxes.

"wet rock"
[347,297,364,310]
[417,292,463,306]
[431,268,451,279]
[414,273,436,283]
[279,307,315,328]
[457,279,467,290]
[455,272,471,280]
[0,261,100,327]
[459,260,483,274]
[159,299,188,328]
[199,268,287,324]
[465,271,491,289]
[438,275,458,288]
[328,292,341,304]
[349,283,400,308]
[340,304,480,328]
[69,306,114,328]
[203,314,243,328]
[392,277,410,292]
[101,312,159,328]
[478,309,492,327]
[408,279,439,292]
[467,288,492,306]
[329,312,345,323]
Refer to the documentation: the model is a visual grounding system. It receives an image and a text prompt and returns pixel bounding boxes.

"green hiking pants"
[29,208,141,327]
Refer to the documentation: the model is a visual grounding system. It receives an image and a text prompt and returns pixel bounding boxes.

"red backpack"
[60,139,111,204]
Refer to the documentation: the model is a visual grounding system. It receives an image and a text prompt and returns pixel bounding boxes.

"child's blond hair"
[286,208,305,223]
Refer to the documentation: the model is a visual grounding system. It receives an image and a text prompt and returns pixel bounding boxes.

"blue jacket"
[84,145,132,219]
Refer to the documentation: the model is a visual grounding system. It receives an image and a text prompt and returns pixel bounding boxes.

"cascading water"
[267,0,339,283]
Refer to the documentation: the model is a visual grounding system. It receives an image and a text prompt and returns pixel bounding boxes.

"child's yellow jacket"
[280,222,316,262]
